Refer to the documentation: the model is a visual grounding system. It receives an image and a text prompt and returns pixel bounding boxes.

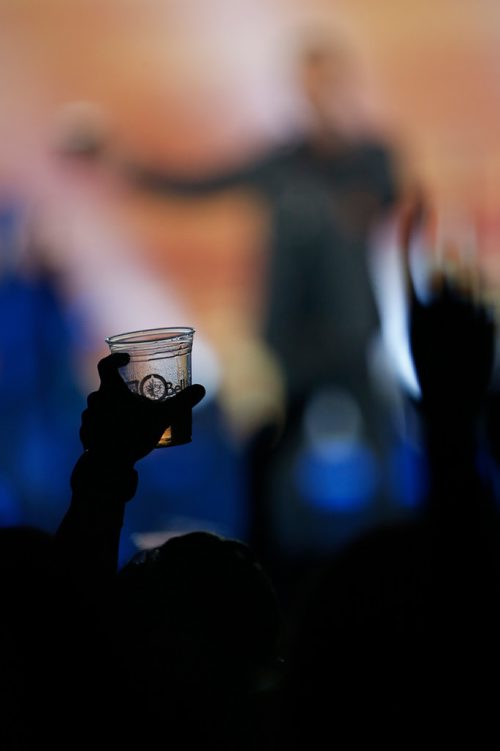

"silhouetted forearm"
[56,452,138,589]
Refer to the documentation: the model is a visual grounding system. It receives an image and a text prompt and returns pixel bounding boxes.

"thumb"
[182,384,206,409]
[158,384,206,416]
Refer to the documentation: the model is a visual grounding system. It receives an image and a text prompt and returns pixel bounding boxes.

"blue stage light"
[389,439,428,509]
[295,439,378,511]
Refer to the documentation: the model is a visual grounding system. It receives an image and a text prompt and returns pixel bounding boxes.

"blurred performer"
[262,37,398,428]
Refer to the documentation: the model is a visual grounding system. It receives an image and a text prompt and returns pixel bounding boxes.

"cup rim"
[106,326,195,346]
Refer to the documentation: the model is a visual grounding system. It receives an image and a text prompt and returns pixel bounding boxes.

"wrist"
[71,451,138,503]
[83,448,136,471]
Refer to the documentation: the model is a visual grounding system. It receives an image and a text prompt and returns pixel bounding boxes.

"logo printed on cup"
[140,373,168,400]
[106,327,194,448]
[137,374,188,401]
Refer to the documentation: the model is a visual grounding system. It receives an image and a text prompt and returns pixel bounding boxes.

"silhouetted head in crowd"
[284,518,500,748]
[112,531,283,747]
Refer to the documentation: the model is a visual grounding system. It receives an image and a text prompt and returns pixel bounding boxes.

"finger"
[400,196,426,307]
[181,384,206,409]
[97,353,130,389]
[157,384,206,416]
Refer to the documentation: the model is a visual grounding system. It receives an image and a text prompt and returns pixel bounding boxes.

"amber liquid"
[157,411,192,448]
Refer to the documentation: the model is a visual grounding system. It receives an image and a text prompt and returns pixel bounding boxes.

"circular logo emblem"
[140,373,168,401]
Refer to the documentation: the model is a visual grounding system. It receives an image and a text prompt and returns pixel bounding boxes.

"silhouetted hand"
[80,353,206,465]
[401,202,495,427]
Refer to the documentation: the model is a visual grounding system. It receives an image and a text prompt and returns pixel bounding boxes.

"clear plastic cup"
[106,327,194,447]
